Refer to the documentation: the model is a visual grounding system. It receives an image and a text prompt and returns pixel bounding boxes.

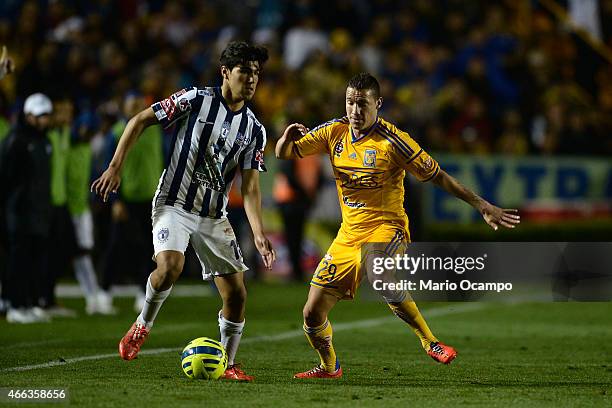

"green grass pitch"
[1,283,611,407]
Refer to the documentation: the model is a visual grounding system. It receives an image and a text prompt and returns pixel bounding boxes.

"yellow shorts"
[310,224,409,300]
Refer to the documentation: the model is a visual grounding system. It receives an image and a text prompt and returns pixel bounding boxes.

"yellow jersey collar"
[350,117,379,143]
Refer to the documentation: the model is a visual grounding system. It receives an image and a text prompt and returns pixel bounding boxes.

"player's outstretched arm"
[275,123,308,159]
[91,107,157,202]
[431,169,520,230]
[241,169,276,269]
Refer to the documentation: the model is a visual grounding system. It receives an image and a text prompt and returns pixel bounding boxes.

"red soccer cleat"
[118,321,149,361]
[427,342,457,364]
[294,364,343,379]
[222,364,254,382]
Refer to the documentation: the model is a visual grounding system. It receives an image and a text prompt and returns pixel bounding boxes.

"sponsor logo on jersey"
[338,170,382,190]
[363,149,377,167]
[342,195,366,208]
[255,149,265,167]
[160,97,175,117]
[235,131,250,146]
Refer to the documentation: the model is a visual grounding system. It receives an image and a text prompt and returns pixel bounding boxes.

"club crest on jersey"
[363,149,377,167]
[157,228,170,243]
[334,141,344,157]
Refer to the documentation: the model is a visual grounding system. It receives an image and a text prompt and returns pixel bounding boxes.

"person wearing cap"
[0,93,53,323]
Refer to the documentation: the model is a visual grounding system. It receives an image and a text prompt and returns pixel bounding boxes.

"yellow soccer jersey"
[294,116,440,240]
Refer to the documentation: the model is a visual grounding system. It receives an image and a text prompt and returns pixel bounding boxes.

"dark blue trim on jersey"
[377,131,411,160]
[214,113,250,218]
[199,188,213,217]
[376,128,414,160]
[212,192,225,219]
[310,281,339,289]
[309,116,348,134]
[214,86,248,116]
[421,165,440,182]
[182,97,221,212]
[165,93,207,206]
[164,117,197,206]
[378,125,415,157]
[350,117,379,143]
[206,108,238,218]
[221,112,248,176]
[406,148,423,164]
[156,122,181,206]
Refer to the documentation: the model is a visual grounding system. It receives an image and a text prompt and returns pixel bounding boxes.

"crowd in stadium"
[0,0,610,322]
[1,0,611,156]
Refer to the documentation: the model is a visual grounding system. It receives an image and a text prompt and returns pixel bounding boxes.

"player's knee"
[155,255,183,283]
[303,304,326,327]
[224,285,247,306]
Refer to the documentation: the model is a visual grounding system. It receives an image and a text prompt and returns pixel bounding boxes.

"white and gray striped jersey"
[151,86,266,219]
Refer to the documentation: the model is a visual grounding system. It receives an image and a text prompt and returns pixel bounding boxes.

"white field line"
[2,323,203,350]
[56,284,213,298]
[1,303,484,373]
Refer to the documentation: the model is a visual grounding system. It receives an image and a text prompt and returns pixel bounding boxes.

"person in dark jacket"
[0,93,53,323]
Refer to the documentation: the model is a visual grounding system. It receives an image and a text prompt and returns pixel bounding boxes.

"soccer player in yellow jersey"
[276,73,520,378]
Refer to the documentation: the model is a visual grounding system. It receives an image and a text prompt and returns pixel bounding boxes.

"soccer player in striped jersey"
[276,73,520,378]
[92,41,276,381]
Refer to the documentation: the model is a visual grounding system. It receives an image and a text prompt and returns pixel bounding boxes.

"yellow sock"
[388,300,438,350]
[303,320,338,373]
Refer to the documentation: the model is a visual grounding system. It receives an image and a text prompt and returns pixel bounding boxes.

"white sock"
[137,275,172,329]
[218,310,245,366]
[73,255,100,297]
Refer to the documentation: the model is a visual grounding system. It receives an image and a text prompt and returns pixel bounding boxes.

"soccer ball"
[181,337,228,380]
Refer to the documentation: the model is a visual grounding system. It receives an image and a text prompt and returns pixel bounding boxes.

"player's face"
[346,87,381,132]
[226,61,260,101]
[26,113,52,131]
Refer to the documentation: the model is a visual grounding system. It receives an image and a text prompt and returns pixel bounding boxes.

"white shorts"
[151,205,248,280]
[71,211,94,250]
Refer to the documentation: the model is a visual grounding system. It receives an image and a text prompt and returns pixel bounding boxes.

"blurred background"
[0,0,610,311]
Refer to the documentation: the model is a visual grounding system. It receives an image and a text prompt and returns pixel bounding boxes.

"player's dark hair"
[220,41,269,70]
[347,72,380,98]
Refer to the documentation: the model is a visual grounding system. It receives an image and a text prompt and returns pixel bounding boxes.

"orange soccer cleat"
[294,362,343,379]
[222,364,254,382]
[118,321,150,361]
[427,342,457,364]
